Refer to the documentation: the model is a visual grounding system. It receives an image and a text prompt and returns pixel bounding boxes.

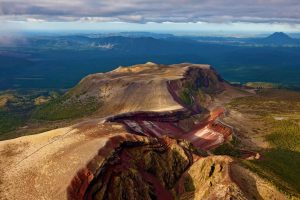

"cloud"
[26,18,46,22]
[0,0,299,24]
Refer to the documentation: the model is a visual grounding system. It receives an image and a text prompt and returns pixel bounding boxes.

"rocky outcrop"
[67,136,281,200]
[68,136,248,200]
[68,136,193,200]
[181,156,247,200]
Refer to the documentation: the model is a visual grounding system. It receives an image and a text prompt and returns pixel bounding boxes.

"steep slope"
[67,136,285,200]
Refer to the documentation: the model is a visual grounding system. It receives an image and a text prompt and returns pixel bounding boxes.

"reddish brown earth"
[109,107,232,150]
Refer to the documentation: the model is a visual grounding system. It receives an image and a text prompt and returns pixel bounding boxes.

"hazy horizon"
[1,0,300,36]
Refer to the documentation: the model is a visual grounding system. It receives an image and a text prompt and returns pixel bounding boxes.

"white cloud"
[0,0,299,24]
[26,18,45,22]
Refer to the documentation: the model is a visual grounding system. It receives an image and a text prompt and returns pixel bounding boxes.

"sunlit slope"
[35,62,226,120]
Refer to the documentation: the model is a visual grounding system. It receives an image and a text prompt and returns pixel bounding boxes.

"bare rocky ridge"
[0,63,288,200]
[66,63,223,116]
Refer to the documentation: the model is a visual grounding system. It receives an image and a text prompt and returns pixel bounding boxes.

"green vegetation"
[180,139,211,158]
[212,143,241,157]
[179,88,193,105]
[179,78,213,107]
[244,149,300,197]
[266,120,300,151]
[33,96,101,121]
[0,89,102,140]
[212,136,242,157]
[0,111,25,134]
[230,135,241,147]
[244,119,300,196]
[183,175,195,192]
[228,89,300,197]
[228,89,300,119]
[245,82,281,89]
[0,92,32,135]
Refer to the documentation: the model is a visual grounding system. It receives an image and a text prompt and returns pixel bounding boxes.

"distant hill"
[264,32,295,44]
[250,32,300,46]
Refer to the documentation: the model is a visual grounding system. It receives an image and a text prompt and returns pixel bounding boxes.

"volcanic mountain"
[63,62,224,115]
[251,32,300,46]
[0,63,287,200]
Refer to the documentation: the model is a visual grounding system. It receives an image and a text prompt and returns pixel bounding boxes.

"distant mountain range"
[178,32,300,46]
[1,31,300,90]
[88,31,174,39]
[1,31,300,49]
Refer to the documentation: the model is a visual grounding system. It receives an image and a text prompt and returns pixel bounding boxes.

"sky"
[1,0,300,34]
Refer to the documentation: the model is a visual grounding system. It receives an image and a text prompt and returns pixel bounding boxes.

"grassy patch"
[0,111,25,134]
[266,120,300,151]
[179,88,193,105]
[247,119,300,195]
[183,175,195,192]
[212,143,241,157]
[228,89,300,196]
[0,91,34,135]
[179,82,210,107]
[227,89,300,116]
[245,82,281,89]
[32,96,101,121]
[212,135,242,157]
[0,89,102,140]
[243,149,300,197]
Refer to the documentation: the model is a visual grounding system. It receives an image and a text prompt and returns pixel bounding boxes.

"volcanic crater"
[0,63,286,200]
